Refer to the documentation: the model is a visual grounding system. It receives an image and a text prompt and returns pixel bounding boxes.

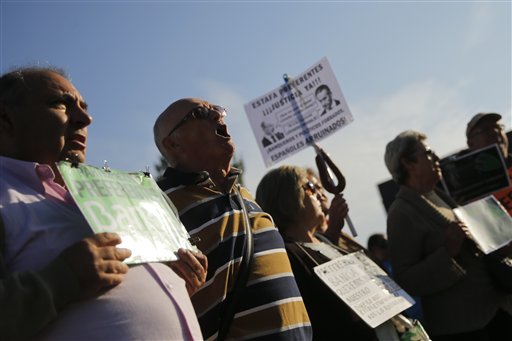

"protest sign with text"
[244,57,353,167]
[57,161,197,264]
[314,251,414,328]
[440,144,510,205]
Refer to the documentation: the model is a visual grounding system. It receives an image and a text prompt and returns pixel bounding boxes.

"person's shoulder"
[386,188,415,219]
[238,186,256,200]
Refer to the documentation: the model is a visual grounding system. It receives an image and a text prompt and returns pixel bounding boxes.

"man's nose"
[210,110,221,120]
[210,108,226,124]
[70,104,93,127]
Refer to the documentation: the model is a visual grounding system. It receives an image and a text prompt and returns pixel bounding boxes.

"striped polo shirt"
[158,167,312,340]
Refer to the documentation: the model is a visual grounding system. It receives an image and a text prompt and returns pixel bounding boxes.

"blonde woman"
[256,165,377,341]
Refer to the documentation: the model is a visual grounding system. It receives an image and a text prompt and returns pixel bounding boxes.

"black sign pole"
[282,74,357,237]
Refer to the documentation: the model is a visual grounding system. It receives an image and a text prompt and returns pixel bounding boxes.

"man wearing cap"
[466,112,512,215]
[154,98,312,340]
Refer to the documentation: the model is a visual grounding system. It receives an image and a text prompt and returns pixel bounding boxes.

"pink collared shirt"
[35,163,75,205]
[0,156,203,340]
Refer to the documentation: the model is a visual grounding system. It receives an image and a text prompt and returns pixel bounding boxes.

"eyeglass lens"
[168,105,226,136]
[304,181,316,193]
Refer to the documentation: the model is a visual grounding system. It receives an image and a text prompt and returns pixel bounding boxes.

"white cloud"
[198,78,247,119]
[464,4,493,51]
[318,79,474,244]
[351,79,471,156]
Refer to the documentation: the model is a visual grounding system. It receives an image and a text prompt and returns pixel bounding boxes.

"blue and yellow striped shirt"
[158,167,312,341]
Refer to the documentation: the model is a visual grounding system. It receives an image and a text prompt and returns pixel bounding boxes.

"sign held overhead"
[244,57,354,167]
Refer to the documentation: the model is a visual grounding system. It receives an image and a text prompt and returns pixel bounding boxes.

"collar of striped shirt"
[158,166,242,188]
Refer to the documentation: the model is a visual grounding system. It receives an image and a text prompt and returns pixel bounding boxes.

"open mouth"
[215,124,231,139]
[67,134,87,149]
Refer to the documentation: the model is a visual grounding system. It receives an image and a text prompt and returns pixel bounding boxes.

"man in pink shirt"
[0,66,206,339]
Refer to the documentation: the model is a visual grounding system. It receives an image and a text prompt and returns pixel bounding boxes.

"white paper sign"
[244,57,353,166]
[314,251,414,328]
[454,195,512,254]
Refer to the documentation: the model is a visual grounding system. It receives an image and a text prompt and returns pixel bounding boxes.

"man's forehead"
[157,98,211,133]
[27,71,82,99]
[170,98,210,113]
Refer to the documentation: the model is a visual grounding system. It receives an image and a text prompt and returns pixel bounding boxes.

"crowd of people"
[1,65,511,341]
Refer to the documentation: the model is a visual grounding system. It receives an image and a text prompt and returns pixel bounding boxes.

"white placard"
[244,57,353,167]
[314,251,414,328]
[454,195,512,254]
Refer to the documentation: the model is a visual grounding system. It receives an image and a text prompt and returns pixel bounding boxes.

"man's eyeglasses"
[469,124,505,138]
[167,105,227,136]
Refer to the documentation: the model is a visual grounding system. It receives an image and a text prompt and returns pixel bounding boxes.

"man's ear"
[0,103,15,135]
[0,103,18,156]
[162,135,183,154]
[467,137,475,150]
[400,156,415,172]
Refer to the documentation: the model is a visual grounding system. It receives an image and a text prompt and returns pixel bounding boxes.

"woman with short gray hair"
[384,130,427,185]
[384,130,512,341]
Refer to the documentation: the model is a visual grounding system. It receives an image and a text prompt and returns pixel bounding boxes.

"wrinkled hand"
[168,248,208,296]
[59,232,132,298]
[324,194,349,243]
[445,221,467,257]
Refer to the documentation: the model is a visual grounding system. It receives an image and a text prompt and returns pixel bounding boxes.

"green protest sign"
[57,161,196,264]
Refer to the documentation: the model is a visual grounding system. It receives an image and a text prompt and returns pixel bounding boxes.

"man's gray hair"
[384,130,426,185]
[0,66,68,106]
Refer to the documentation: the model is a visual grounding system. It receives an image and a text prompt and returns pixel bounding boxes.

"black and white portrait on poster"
[244,57,354,167]
[260,121,285,147]
[315,84,342,116]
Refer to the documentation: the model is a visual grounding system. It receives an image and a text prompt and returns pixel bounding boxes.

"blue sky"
[2,1,511,245]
